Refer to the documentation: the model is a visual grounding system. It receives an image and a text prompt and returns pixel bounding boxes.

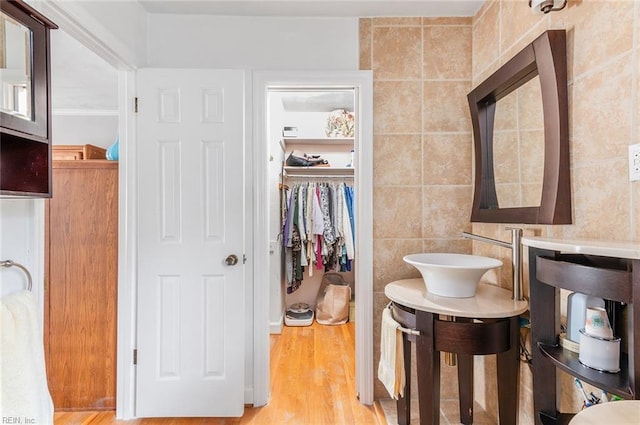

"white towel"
[1,290,54,424]
[377,307,405,399]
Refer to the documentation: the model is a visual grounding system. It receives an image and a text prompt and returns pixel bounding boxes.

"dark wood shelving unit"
[538,343,633,398]
[539,412,573,425]
[527,242,640,425]
[0,0,57,197]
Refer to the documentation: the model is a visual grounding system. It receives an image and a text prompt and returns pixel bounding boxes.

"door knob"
[225,254,239,266]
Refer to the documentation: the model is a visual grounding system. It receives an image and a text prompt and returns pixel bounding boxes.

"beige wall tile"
[359,18,372,70]
[570,54,634,164]
[439,358,460,399]
[423,25,472,80]
[494,90,517,131]
[423,133,473,185]
[374,186,423,238]
[372,238,423,292]
[373,81,422,134]
[474,0,496,21]
[474,355,498,419]
[472,59,501,87]
[570,160,631,241]
[520,130,545,184]
[423,186,473,238]
[374,135,422,186]
[521,183,543,208]
[562,0,635,78]
[518,77,544,131]
[472,0,500,77]
[373,17,421,26]
[500,20,550,68]
[422,237,472,254]
[518,383,535,425]
[423,81,472,132]
[423,17,472,26]
[495,183,521,208]
[500,0,548,54]
[493,131,519,184]
[373,26,422,80]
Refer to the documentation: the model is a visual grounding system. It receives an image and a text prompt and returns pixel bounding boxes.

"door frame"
[37,2,374,410]
[252,71,374,406]
[34,1,139,418]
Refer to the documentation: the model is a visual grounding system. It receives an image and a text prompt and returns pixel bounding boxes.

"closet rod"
[285,174,354,179]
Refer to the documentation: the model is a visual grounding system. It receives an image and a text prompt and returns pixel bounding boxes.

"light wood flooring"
[54,322,385,425]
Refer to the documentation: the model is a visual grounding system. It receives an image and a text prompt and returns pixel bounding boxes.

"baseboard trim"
[269,316,283,334]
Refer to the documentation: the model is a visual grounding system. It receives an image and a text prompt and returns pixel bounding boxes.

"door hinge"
[133,349,138,365]
[134,97,139,113]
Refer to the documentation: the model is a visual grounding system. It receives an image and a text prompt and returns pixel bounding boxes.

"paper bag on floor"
[316,283,351,325]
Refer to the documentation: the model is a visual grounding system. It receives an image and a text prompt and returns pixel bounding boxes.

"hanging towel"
[0,290,54,423]
[377,306,405,400]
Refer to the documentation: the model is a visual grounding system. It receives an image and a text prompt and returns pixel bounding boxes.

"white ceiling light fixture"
[529,0,567,14]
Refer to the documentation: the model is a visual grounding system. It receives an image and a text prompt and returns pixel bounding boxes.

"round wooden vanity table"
[384,278,528,425]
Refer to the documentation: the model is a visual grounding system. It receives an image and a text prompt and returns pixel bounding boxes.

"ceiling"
[50,0,484,114]
[137,0,484,17]
[51,30,119,112]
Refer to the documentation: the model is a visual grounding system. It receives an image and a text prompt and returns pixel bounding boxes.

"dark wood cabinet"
[44,159,118,410]
[528,243,640,425]
[0,0,57,197]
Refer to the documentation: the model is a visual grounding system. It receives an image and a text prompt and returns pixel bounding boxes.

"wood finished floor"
[54,322,384,425]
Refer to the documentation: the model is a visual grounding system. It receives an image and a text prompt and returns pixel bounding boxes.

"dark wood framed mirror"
[467,30,571,224]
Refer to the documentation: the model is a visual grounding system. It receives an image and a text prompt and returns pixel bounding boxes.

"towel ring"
[386,302,421,336]
[1,260,33,291]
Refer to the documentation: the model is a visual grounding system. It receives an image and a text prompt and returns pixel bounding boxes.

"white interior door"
[135,69,245,417]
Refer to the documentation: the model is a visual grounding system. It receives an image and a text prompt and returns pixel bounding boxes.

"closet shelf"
[283,166,354,177]
[283,137,353,145]
[280,138,354,152]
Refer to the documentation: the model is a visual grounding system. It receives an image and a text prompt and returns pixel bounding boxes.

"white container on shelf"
[566,292,605,343]
[578,328,620,373]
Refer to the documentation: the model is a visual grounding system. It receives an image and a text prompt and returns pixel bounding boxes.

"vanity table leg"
[529,249,561,425]
[496,316,520,425]
[416,310,440,425]
[457,353,474,425]
[397,334,413,425]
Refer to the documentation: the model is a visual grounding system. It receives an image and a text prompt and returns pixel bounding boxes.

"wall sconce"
[529,0,567,14]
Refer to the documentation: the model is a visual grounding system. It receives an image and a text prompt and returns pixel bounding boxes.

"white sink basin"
[403,253,503,298]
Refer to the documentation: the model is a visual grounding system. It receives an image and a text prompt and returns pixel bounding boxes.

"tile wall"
[359,16,476,404]
[362,0,640,423]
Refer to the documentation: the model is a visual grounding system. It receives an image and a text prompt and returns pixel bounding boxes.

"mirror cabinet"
[467,30,571,224]
[0,0,57,197]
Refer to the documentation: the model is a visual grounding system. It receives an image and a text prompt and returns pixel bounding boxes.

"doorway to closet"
[268,88,356,330]
[254,70,373,406]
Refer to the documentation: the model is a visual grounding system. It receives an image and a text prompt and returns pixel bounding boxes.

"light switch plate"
[629,143,640,182]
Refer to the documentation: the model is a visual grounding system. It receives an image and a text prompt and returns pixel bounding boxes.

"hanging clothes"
[282,181,356,293]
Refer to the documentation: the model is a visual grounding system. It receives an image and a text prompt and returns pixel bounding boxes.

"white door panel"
[136,69,245,417]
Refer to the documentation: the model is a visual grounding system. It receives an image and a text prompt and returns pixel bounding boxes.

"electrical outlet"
[629,143,640,182]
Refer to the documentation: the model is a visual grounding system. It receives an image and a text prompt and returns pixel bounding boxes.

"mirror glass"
[493,76,545,208]
[0,10,32,121]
